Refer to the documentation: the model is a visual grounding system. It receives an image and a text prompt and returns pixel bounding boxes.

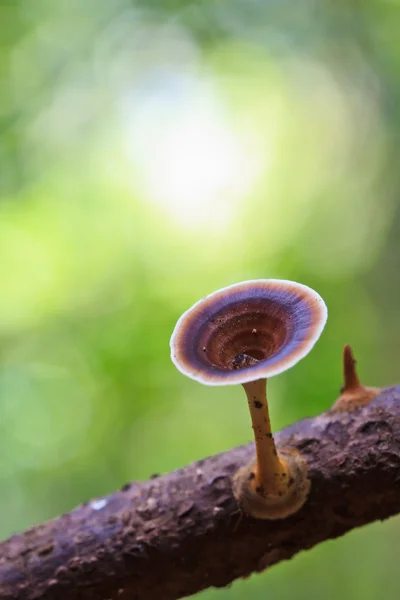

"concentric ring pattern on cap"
[170,279,327,386]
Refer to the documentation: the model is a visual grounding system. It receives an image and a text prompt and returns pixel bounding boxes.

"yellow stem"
[242,379,289,497]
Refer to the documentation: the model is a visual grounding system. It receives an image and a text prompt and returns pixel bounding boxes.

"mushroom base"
[232,449,311,520]
[332,386,381,412]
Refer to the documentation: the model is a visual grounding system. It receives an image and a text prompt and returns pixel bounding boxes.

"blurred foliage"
[1,1,400,598]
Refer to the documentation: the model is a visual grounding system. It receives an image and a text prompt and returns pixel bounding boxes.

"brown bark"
[1,386,400,600]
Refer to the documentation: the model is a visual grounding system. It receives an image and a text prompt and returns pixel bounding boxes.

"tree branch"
[1,386,400,600]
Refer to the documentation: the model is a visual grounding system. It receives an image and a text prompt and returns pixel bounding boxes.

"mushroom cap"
[170,279,327,386]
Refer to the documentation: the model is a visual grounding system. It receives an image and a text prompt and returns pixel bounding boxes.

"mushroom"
[332,344,381,411]
[170,279,327,519]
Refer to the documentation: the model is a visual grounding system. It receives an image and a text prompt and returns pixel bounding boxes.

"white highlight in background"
[122,71,264,233]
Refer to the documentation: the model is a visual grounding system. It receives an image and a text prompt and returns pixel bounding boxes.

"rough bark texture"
[1,386,400,600]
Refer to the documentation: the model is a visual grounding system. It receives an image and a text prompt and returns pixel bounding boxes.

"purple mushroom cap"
[170,279,327,386]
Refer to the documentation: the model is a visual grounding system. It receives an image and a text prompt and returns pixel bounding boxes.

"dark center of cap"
[196,297,290,371]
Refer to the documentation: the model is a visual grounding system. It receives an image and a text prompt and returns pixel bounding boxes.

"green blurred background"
[0,1,399,598]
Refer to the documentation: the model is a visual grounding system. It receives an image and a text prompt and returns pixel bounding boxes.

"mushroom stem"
[242,379,289,497]
[332,344,381,412]
[342,344,361,391]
